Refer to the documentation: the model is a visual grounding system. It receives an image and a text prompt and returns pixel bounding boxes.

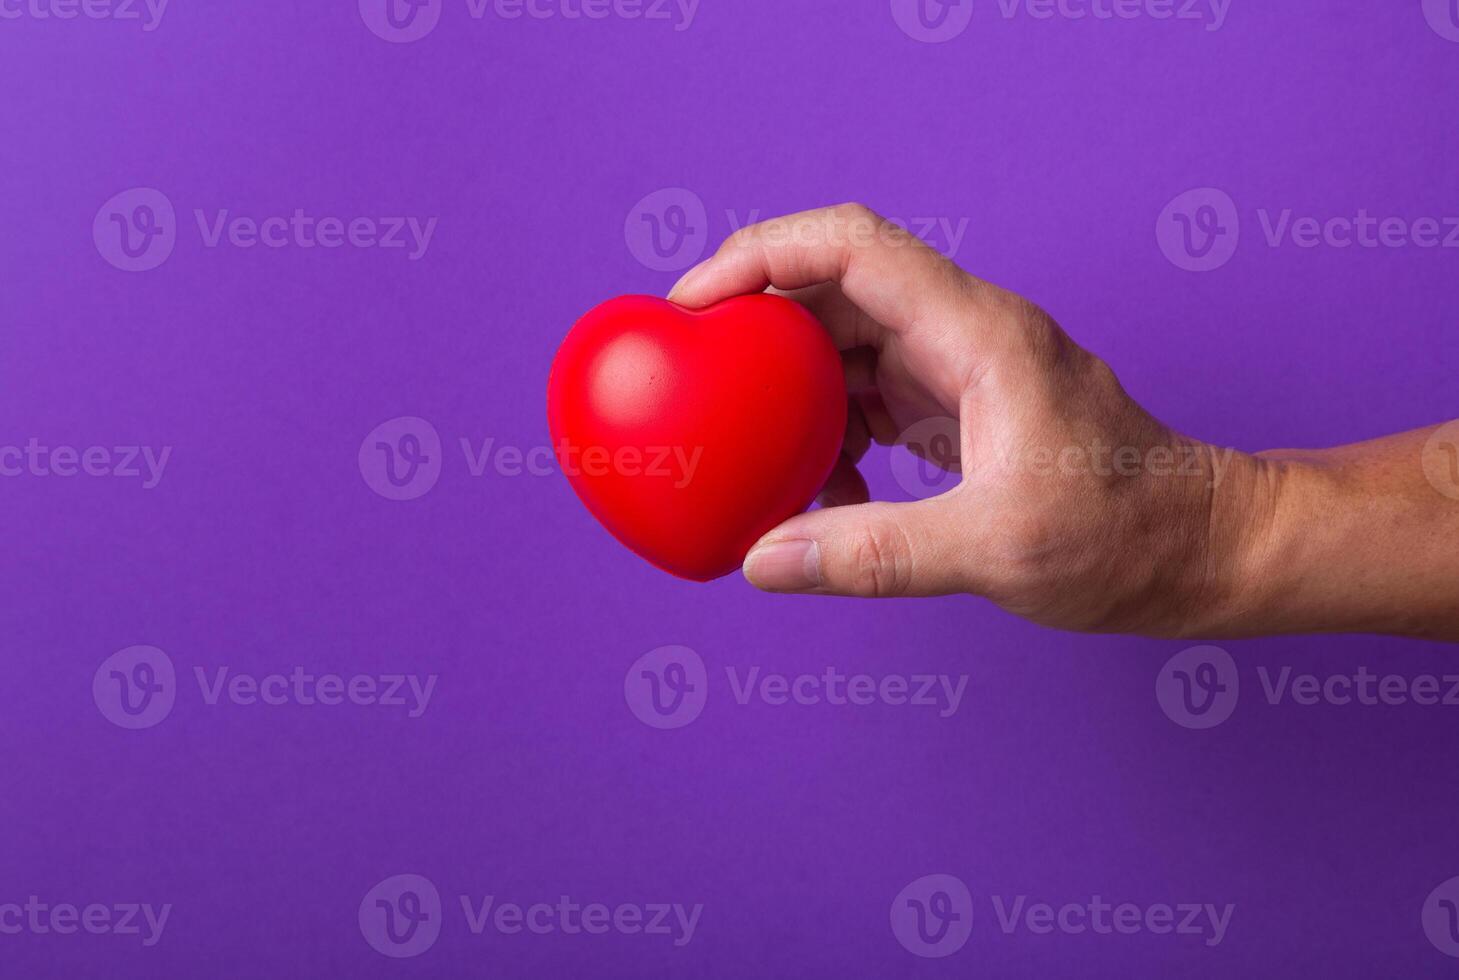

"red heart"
[548,294,847,581]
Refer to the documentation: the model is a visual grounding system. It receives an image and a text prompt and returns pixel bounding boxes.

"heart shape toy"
[547,294,846,581]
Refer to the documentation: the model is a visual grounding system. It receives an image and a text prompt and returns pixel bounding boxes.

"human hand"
[668,204,1262,636]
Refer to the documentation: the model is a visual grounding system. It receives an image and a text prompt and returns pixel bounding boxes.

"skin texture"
[667,204,1459,642]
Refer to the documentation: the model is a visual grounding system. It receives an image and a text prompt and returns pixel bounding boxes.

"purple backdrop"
[2,1,1458,976]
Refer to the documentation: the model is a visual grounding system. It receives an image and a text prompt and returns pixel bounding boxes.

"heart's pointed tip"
[653,562,741,584]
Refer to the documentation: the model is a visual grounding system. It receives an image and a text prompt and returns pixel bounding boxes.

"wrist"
[1184,449,1288,637]
[1167,444,1291,639]
[1183,445,1422,638]
[1111,439,1269,639]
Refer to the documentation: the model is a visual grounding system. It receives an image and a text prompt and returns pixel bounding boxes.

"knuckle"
[985,506,1106,620]
[846,524,915,597]
[1084,353,1123,394]
[825,203,901,261]
[988,512,1061,588]
[832,201,875,222]
[986,307,1080,391]
[1018,305,1067,359]
[831,202,886,240]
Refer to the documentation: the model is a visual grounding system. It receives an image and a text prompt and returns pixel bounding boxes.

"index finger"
[666,203,978,335]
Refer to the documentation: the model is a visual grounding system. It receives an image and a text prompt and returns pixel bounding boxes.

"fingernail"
[743,539,821,592]
[668,261,709,301]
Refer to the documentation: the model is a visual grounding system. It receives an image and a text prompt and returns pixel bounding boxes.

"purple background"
[3,0,1458,976]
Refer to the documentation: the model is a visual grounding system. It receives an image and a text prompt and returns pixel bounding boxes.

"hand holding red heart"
[660,204,1262,635]
[553,203,1459,641]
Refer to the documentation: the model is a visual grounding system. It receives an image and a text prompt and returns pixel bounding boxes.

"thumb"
[741,500,968,598]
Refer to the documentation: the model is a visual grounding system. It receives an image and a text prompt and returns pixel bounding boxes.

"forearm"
[1196,426,1459,640]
